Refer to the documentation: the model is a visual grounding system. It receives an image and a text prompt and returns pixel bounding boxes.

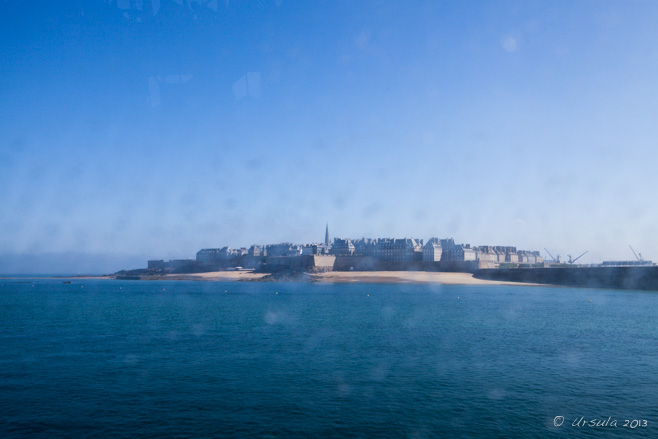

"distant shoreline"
[2,271,535,286]
[114,270,537,286]
[8,267,658,290]
[310,271,536,286]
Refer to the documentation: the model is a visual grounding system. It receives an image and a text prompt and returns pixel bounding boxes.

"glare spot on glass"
[148,74,193,107]
[233,72,262,100]
[502,37,518,52]
[355,31,370,50]
[148,76,161,107]
[487,388,507,400]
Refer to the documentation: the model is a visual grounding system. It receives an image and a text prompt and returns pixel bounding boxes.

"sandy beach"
[310,271,532,285]
[150,270,534,286]
[3,271,536,286]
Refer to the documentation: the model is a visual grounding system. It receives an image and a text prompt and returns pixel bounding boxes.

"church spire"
[325,223,330,246]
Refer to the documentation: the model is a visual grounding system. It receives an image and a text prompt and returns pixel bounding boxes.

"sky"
[2,0,658,273]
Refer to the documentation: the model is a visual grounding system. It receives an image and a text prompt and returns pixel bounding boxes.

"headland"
[115,227,658,290]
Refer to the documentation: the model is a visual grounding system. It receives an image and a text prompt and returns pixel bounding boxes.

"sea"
[1,279,657,439]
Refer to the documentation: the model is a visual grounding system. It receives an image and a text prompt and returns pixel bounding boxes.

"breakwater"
[474,266,658,291]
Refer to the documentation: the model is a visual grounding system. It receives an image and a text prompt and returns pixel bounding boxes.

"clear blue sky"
[2,0,658,273]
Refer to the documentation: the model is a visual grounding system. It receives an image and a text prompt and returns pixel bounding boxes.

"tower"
[325,223,330,246]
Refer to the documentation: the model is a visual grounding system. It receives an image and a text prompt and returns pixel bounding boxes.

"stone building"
[196,248,221,263]
[517,250,542,264]
[353,238,377,257]
[331,238,356,255]
[375,238,423,262]
[266,243,294,257]
[475,246,500,268]
[287,245,303,256]
[423,238,443,262]
[248,245,263,257]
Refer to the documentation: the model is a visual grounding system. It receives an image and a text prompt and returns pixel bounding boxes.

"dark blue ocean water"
[1,279,657,438]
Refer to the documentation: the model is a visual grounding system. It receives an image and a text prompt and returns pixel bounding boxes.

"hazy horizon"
[3,0,658,273]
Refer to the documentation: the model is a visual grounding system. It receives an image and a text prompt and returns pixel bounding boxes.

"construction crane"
[544,248,560,263]
[629,245,644,262]
[567,251,588,265]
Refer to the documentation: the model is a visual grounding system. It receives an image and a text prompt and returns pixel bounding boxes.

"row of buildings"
[148,229,543,272]
[329,237,541,265]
